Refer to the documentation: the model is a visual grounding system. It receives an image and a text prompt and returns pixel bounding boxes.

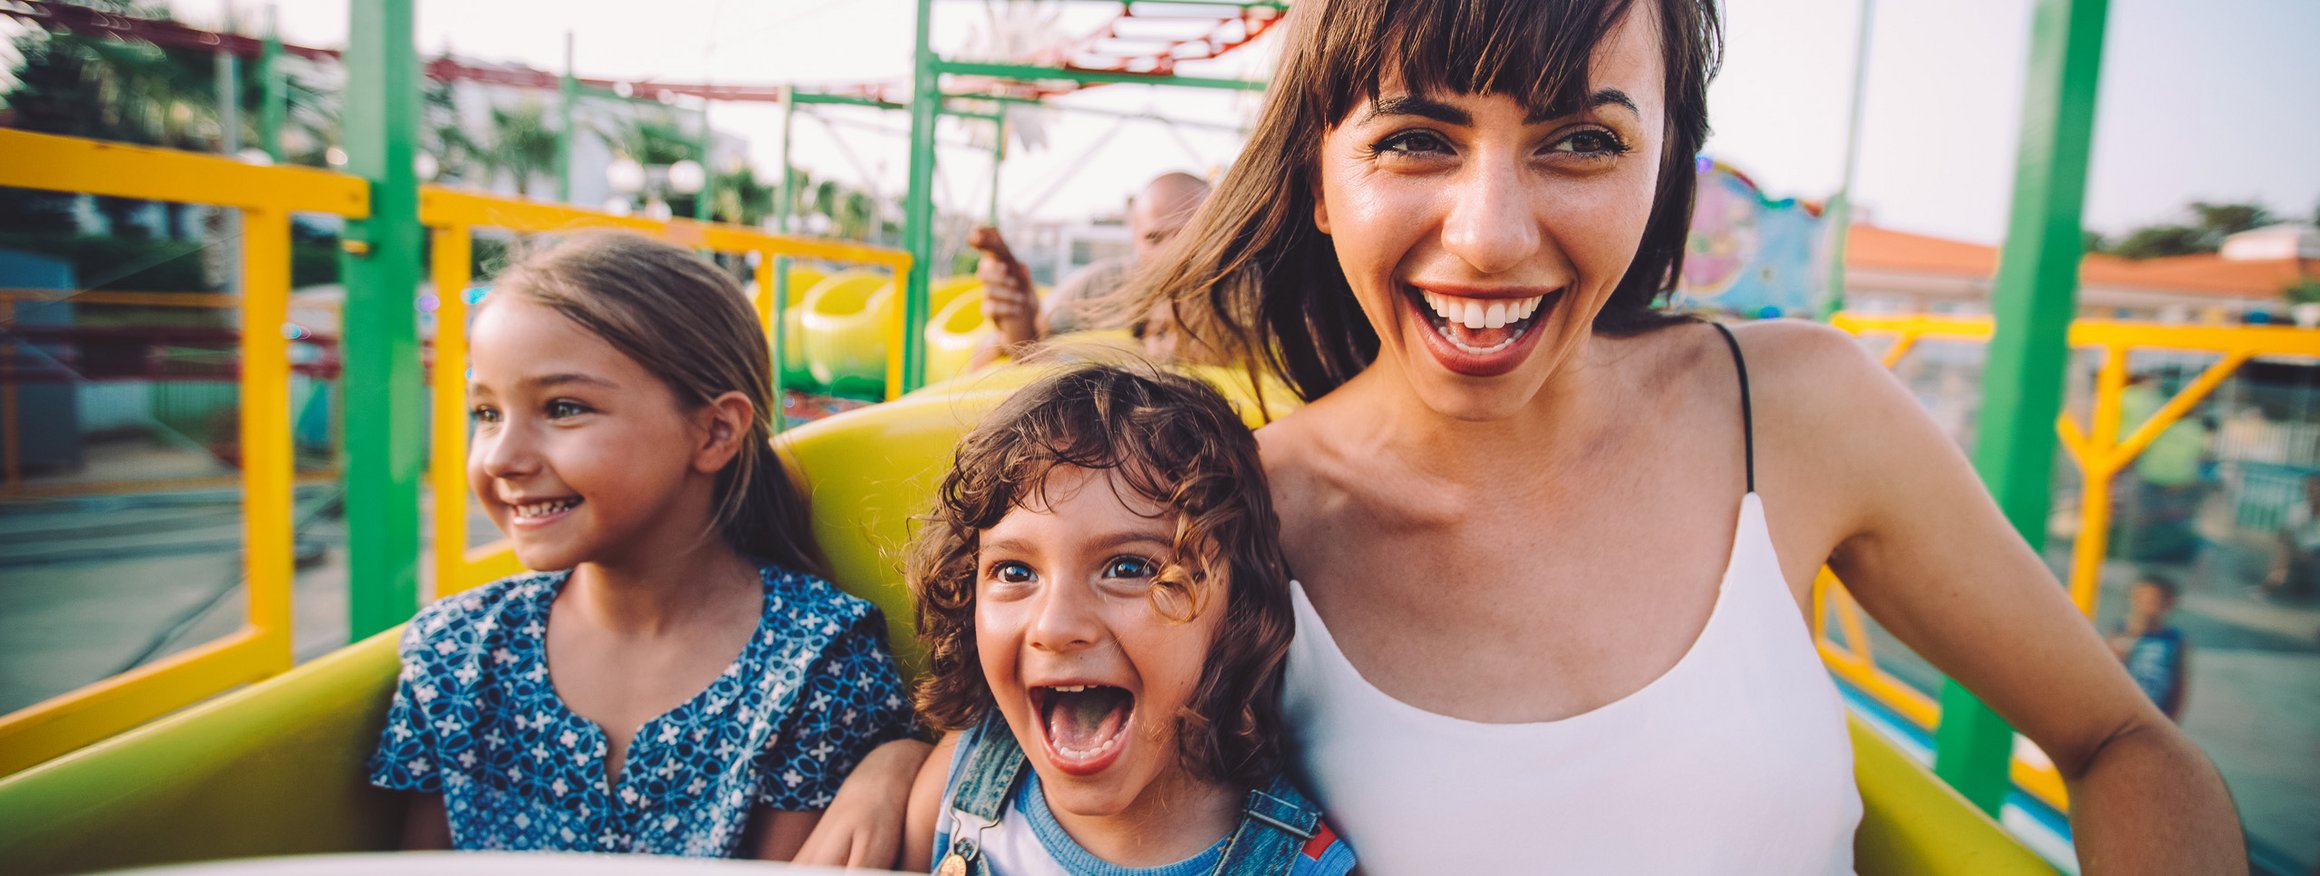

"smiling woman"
[1118,0,2245,872]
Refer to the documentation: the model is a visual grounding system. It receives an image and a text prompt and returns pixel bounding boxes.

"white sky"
[86,0,2320,244]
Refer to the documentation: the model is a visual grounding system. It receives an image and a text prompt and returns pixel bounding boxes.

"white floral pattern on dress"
[367,564,913,856]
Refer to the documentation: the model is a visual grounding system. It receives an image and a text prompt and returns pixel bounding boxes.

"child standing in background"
[2109,575,2190,720]
[368,231,914,858]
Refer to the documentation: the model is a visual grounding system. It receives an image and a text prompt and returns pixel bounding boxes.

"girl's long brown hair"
[908,364,1294,788]
[489,230,826,578]
[1131,0,1723,402]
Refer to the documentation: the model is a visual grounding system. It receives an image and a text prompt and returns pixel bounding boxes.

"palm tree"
[483,100,560,199]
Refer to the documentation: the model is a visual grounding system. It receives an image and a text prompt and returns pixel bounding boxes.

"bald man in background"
[968,171,1210,368]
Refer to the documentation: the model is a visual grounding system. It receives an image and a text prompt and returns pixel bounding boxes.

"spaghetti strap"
[1708,322,1756,493]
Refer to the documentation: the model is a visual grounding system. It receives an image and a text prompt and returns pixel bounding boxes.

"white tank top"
[1280,325,1862,873]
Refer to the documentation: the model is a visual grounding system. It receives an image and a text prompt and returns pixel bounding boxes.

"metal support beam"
[1935,0,2110,815]
[989,115,1005,226]
[931,59,1265,93]
[556,32,575,203]
[1819,0,1875,319]
[339,0,425,637]
[694,103,714,221]
[259,5,283,162]
[899,0,939,396]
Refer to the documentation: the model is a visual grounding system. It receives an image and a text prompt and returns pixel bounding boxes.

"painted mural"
[1677,157,1827,319]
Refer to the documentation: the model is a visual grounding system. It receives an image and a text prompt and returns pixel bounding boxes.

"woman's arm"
[1752,323,2242,873]
[900,732,963,872]
[400,794,452,850]
[792,738,934,867]
[746,809,823,861]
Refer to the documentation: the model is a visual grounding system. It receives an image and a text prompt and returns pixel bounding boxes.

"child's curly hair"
[908,363,1293,788]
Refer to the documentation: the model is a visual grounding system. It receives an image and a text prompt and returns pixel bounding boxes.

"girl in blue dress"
[367,231,914,859]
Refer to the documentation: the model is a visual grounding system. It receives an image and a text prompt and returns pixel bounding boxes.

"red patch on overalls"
[1302,821,1338,860]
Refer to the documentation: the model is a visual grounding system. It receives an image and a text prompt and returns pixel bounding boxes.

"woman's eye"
[545,399,588,419]
[992,561,1036,584]
[1372,130,1451,157]
[1548,129,1628,157]
[1102,556,1159,580]
[469,405,500,424]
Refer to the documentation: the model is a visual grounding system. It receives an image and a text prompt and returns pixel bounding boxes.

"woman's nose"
[1439,159,1543,276]
[1026,579,1102,653]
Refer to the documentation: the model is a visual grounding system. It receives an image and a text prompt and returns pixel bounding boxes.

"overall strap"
[938,714,1028,876]
[1213,776,1323,876]
[1708,321,1757,494]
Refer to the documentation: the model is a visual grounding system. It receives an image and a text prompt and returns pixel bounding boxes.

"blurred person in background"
[2108,575,2189,720]
[967,172,1212,368]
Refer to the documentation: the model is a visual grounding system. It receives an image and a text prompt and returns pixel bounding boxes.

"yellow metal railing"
[1823,312,2320,813]
[416,188,913,597]
[0,129,369,777]
[0,288,342,498]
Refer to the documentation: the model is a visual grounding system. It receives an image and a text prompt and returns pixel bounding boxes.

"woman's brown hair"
[908,364,1294,788]
[1133,0,1723,401]
[486,230,826,578]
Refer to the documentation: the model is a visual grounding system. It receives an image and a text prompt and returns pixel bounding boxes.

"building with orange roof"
[1843,223,2320,323]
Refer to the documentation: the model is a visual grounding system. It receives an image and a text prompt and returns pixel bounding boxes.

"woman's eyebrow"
[1524,89,1640,124]
[1362,94,1470,126]
[1364,89,1640,126]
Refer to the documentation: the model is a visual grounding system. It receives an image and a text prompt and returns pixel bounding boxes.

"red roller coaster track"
[2,0,1282,105]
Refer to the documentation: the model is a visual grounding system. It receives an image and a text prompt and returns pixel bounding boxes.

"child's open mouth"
[1030,683,1134,777]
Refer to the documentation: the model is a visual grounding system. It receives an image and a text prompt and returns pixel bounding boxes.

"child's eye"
[469,405,500,424]
[991,561,1036,585]
[545,399,590,419]
[1101,556,1159,580]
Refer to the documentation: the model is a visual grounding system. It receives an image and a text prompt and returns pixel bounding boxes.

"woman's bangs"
[1319,0,1636,122]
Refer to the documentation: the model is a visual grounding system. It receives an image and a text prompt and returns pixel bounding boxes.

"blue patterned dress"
[367,564,914,856]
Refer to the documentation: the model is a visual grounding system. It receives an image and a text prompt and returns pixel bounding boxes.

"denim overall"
[935,714,1327,876]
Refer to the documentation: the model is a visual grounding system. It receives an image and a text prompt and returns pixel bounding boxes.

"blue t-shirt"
[2120,625,2186,716]
[368,564,914,856]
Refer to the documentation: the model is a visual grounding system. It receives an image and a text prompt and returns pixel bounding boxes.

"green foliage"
[484,101,561,198]
[2107,224,2207,260]
[2096,200,2279,261]
[2286,278,2320,307]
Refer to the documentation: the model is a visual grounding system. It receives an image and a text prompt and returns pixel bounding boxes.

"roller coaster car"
[0,365,2055,875]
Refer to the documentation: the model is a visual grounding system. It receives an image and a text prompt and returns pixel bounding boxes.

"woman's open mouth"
[1406,285,1559,376]
[1029,683,1134,777]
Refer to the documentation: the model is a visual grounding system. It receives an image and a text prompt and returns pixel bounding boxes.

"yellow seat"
[799,272,894,398]
[778,266,827,391]
[922,288,989,387]
[0,361,2056,874]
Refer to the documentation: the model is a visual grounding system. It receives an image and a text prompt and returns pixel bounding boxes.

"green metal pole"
[930,58,1263,92]
[340,0,424,637]
[694,104,714,221]
[259,5,283,162]
[1934,0,2109,815]
[769,85,796,429]
[1818,0,1874,320]
[988,115,1004,226]
[899,0,938,393]
[556,32,575,203]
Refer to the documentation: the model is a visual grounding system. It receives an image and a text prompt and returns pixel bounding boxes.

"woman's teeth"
[513,498,580,519]
[1420,291,1543,330]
